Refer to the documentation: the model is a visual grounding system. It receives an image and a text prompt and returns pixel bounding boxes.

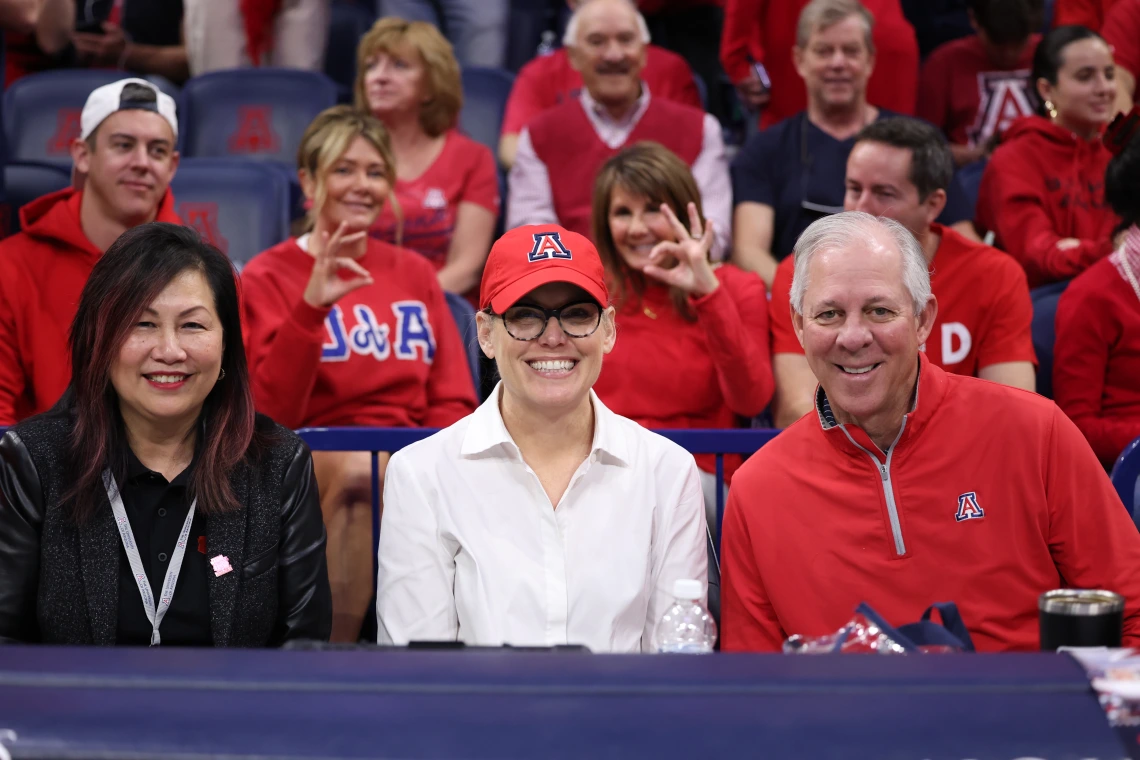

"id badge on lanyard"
[103,469,196,646]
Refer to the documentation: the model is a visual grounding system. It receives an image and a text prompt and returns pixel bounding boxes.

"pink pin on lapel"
[210,555,233,577]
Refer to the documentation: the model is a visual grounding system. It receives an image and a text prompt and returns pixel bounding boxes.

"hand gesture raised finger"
[642,202,720,298]
[302,222,374,309]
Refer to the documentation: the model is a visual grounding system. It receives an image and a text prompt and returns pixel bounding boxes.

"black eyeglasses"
[489,301,603,341]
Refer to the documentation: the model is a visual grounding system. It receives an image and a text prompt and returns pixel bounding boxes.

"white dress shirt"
[376,385,708,652]
[507,84,733,260]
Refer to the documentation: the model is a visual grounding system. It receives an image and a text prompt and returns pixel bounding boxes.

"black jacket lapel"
[206,470,250,647]
[77,492,120,646]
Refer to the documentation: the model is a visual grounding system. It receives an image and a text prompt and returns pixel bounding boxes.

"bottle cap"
[672,579,703,600]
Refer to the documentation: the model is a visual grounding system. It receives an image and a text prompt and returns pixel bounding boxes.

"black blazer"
[0,411,332,646]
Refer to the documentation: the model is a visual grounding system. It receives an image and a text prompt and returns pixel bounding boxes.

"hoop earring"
[219,368,226,380]
[1045,100,1058,120]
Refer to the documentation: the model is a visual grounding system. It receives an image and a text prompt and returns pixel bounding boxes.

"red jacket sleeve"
[719,0,764,85]
[1044,402,1140,646]
[768,258,803,355]
[974,256,1037,369]
[916,44,952,135]
[422,279,478,427]
[690,267,774,417]
[0,261,25,426]
[1053,271,1140,467]
[1054,0,1107,28]
[1102,0,1140,81]
[720,484,786,651]
[241,264,331,430]
[976,152,1114,286]
[501,58,547,136]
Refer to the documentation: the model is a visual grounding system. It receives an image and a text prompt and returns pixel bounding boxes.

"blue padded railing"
[295,426,780,578]
[1112,435,1140,529]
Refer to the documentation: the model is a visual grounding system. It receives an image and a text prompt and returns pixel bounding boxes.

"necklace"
[1120,249,1140,306]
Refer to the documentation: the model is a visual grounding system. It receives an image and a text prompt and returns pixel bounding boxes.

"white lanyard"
[103,469,197,646]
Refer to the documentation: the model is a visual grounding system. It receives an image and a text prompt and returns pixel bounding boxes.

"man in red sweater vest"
[0,78,182,424]
[506,0,731,258]
[768,118,1036,427]
[721,211,1140,652]
[498,0,702,169]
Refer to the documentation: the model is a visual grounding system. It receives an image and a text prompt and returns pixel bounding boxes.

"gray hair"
[790,211,931,316]
[795,0,876,54]
[563,0,651,47]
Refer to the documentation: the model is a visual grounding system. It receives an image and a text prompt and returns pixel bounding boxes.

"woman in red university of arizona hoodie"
[975,26,1120,288]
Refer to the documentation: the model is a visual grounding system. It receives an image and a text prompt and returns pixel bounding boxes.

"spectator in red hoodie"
[1053,106,1140,468]
[1102,0,1139,115]
[498,0,702,170]
[240,106,477,641]
[720,0,919,127]
[917,0,1042,167]
[588,142,773,532]
[976,25,1121,287]
[0,78,181,425]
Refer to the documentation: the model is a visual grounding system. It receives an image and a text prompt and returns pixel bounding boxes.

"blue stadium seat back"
[1030,280,1069,400]
[444,291,481,391]
[458,67,515,156]
[1111,436,1140,529]
[4,70,126,167]
[956,157,987,219]
[3,161,72,234]
[326,2,377,103]
[180,69,337,164]
[142,74,182,105]
[170,158,291,270]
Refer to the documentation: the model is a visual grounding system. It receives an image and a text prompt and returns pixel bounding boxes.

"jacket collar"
[815,352,948,456]
[461,383,631,467]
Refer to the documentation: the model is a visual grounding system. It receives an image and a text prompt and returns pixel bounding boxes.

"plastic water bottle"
[536,30,557,58]
[653,579,717,653]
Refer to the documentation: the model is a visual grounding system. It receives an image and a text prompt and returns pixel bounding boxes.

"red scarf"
[241,0,282,66]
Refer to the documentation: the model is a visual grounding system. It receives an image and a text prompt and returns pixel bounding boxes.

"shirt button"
[158,552,168,562]
[157,508,167,517]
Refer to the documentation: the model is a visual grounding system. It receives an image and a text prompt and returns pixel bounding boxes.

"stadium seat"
[444,291,480,390]
[3,161,72,235]
[1112,436,1140,528]
[3,70,127,167]
[1030,280,1069,400]
[169,158,291,270]
[458,67,515,156]
[179,69,337,165]
[326,2,376,103]
[956,158,987,220]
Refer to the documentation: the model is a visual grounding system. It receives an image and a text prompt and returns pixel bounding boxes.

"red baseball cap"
[479,225,610,313]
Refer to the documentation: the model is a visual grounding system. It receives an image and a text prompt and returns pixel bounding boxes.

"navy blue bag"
[831,602,976,653]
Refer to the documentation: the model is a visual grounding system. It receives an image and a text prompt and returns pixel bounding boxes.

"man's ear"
[71,138,92,177]
[915,294,938,348]
[476,310,496,359]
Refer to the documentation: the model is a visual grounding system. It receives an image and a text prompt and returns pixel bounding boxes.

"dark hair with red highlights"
[58,222,266,523]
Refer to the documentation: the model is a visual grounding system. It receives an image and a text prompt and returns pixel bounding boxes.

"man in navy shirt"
[730,0,977,286]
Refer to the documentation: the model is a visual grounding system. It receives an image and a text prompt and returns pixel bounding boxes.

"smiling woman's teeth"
[528,360,575,371]
[148,375,185,384]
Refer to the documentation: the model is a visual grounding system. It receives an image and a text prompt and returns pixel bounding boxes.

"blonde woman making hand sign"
[241,106,477,642]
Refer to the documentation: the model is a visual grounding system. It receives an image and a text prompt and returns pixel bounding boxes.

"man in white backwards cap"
[0,78,183,424]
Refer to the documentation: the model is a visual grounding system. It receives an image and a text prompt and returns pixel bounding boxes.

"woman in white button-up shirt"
[376,224,709,652]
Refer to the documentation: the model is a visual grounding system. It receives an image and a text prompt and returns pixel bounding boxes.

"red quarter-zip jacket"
[721,354,1140,652]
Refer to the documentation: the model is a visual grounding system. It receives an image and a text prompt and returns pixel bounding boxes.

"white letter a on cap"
[941,323,971,365]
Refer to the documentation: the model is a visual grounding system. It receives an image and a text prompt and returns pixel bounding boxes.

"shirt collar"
[579,82,651,128]
[461,383,631,467]
[814,356,924,434]
[124,445,198,487]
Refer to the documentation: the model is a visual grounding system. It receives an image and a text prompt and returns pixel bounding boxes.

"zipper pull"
[878,463,888,481]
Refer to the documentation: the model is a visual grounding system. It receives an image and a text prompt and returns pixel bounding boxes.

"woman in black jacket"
[0,223,332,646]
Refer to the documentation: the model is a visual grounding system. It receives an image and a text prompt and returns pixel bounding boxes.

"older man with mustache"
[506,0,731,259]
